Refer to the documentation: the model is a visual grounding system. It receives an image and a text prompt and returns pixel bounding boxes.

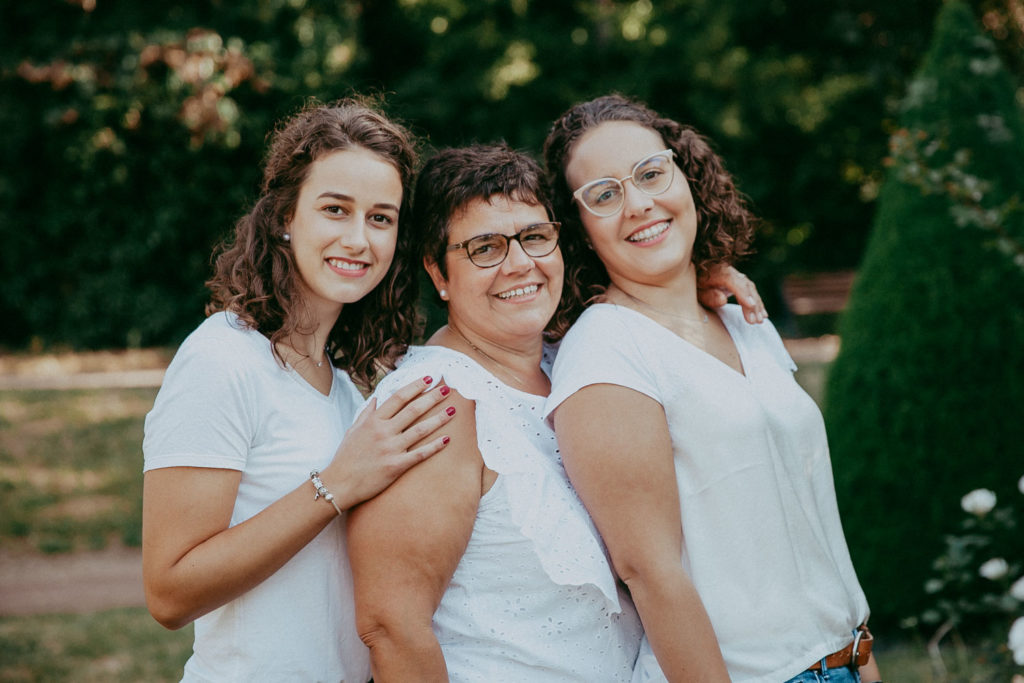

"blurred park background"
[2,0,1023,680]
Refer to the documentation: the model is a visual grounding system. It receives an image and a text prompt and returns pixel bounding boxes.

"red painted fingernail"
[439,385,450,396]
[442,436,451,445]
[446,406,456,416]
[423,376,433,385]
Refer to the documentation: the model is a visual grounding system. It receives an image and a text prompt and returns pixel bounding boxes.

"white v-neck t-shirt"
[143,311,371,682]
[545,303,869,683]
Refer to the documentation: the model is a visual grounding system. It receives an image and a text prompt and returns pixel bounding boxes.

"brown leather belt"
[807,625,873,672]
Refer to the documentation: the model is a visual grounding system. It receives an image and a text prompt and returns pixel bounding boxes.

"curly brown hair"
[205,97,419,391]
[542,93,756,337]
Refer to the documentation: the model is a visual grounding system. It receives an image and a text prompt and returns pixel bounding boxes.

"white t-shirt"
[143,312,371,683]
[368,345,643,682]
[545,304,869,683]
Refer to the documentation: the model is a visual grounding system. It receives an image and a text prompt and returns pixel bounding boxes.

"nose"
[621,180,654,218]
[338,218,370,252]
[501,237,534,273]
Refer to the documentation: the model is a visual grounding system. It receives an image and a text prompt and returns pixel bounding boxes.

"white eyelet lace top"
[368,344,642,682]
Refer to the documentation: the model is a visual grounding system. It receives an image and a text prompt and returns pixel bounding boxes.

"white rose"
[961,488,997,516]
[980,557,1009,580]
[1011,576,1024,601]
[1009,617,1024,665]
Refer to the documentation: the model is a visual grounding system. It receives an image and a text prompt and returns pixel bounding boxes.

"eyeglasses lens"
[579,180,623,216]
[580,152,674,217]
[466,223,559,267]
[634,155,673,194]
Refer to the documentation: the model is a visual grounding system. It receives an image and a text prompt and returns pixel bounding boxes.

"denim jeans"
[784,663,861,683]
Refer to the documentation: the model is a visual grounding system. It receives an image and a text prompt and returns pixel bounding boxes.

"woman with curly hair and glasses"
[542,94,880,683]
[141,98,455,682]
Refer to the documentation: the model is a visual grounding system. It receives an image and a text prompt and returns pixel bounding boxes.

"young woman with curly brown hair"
[542,94,881,683]
[141,98,455,682]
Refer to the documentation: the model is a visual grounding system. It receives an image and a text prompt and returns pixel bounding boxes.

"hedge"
[825,1,1024,628]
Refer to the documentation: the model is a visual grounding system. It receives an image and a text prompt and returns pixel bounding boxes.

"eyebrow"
[316,192,399,212]
[594,150,671,179]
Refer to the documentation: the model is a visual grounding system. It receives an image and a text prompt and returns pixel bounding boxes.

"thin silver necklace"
[448,324,526,387]
[280,342,329,368]
[612,287,709,325]
[611,287,710,351]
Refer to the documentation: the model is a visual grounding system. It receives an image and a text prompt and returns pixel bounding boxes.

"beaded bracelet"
[309,470,343,516]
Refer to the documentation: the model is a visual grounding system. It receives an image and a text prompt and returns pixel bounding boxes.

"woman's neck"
[604,270,705,321]
[280,303,340,367]
[435,319,548,395]
[280,331,330,365]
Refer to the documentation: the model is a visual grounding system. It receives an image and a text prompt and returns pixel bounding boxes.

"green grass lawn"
[0,387,157,554]
[0,608,193,682]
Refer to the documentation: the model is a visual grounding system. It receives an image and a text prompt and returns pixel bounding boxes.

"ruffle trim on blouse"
[376,345,623,613]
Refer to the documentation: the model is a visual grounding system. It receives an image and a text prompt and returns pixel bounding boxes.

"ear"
[423,256,449,300]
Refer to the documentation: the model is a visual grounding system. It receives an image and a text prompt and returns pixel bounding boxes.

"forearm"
[362,620,448,682]
[144,477,336,629]
[859,652,881,682]
[626,567,729,682]
[554,387,727,679]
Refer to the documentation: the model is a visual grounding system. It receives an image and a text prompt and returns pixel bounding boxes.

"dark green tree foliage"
[0,1,287,348]
[0,0,1020,349]
[825,1,1024,628]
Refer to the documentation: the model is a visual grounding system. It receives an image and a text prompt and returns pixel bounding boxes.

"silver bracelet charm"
[309,470,343,516]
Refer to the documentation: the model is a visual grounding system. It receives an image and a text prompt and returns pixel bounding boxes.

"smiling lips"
[327,257,370,276]
[496,284,540,300]
[627,220,670,243]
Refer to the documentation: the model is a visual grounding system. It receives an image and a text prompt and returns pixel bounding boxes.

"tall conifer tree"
[825,1,1024,625]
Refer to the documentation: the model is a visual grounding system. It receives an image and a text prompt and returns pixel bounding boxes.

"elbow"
[143,578,195,631]
[357,606,436,657]
[612,552,685,599]
[146,598,192,631]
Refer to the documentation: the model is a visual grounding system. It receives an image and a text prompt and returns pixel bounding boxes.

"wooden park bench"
[780,270,857,316]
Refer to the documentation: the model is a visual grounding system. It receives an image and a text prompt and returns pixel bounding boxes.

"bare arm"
[553,384,729,682]
[142,376,454,630]
[860,652,881,682]
[349,389,483,682]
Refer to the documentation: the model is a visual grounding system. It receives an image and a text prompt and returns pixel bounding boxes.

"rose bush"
[915,484,1024,673]
[961,488,997,516]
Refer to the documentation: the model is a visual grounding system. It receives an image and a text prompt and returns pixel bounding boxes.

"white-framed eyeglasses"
[446,221,561,268]
[571,149,676,217]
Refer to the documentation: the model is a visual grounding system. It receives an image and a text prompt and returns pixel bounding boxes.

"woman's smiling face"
[287,146,403,321]
[565,120,698,290]
[427,196,563,346]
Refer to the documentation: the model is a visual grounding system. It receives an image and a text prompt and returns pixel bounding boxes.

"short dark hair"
[205,96,419,391]
[413,143,554,281]
[543,93,756,336]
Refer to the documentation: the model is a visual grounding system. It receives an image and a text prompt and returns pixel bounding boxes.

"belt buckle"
[850,627,864,668]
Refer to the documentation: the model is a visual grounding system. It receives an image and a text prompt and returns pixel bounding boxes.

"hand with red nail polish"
[317,375,456,511]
